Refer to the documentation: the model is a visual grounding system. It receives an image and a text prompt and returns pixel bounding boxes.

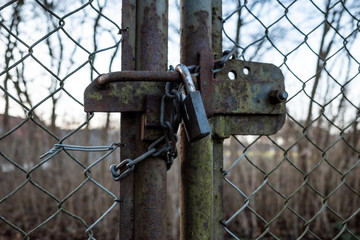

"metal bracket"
[84,73,172,141]
[198,49,286,138]
[84,50,287,139]
[141,95,163,141]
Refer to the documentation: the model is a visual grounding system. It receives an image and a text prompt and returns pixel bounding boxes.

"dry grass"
[1,116,359,239]
[222,120,360,239]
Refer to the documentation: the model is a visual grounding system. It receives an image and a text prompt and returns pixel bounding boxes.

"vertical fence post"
[211,1,224,239]
[134,1,168,239]
[120,0,136,239]
[121,0,168,239]
[179,1,214,239]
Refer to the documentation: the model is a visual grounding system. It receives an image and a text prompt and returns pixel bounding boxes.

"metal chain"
[213,46,237,73]
[186,46,238,77]
[40,142,124,159]
[109,49,237,182]
[110,68,183,181]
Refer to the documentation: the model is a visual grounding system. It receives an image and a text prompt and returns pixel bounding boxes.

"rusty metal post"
[120,0,136,239]
[134,0,168,240]
[120,0,168,239]
[180,0,213,239]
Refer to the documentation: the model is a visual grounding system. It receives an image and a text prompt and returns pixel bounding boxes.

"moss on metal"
[180,131,213,240]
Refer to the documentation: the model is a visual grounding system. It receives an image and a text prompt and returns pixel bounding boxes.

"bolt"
[269,90,288,104]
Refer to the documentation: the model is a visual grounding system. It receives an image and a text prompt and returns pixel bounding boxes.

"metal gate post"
[83,0,286,239]
[121,0,168,239]
[180,1,214,239]
[134,1,168,239]
[211,1,224,239]
[120,1,136,239]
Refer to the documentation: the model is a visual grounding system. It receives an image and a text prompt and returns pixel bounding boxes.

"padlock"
[175,64,211,142]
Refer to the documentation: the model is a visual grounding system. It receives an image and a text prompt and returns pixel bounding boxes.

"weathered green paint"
[87,90,103,101]
[84,81,164,112]
[211,0,222,58]
[180,130,213,240]
[180,0,213,239]
[212,138,224,239]
[213,59,286,115]
[211,1,224,239]
[84,59,286,118]
[210,114,286,139]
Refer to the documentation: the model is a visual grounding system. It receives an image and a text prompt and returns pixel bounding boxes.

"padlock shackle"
[175,64,196,93]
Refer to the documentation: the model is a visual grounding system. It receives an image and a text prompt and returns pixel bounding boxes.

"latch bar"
[95,71,182,86]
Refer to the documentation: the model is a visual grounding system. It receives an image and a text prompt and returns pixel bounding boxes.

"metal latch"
[84,49,287,139]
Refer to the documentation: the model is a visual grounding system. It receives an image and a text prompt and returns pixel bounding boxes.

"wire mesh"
[0,1,122,239]
[221,0,359,239]
[2,0,360,239]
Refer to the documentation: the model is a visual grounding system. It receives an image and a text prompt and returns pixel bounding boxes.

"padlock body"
[182,91,211,142]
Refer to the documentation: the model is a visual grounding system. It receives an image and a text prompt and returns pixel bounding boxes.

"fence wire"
[0,1,122,239]
[221,0,359,239]
[1,0,360,240]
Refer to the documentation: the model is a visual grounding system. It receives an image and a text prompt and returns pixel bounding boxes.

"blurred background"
[1,0,359,239]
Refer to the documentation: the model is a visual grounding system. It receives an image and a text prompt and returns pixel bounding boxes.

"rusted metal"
[212,0,222,58]
[84,81,164,112]
[142,95,162,128]
[269,90,288,104]
[213,59,286,115]
[85,60,286,117]
[199,49,215,116]
[121,0,136,71]
[120,112,137,240]
[210,58,286,138]
[134,0,167,239]
[211,114,286,138]
[95,71,181,86]
[141,95,163,141]
[81,0,288,239]
[180,0,211,65]
[120,0,136,239]
[180,0,213,240]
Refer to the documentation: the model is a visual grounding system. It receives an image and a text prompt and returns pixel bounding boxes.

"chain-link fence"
[0,1,123,239]
[221,0,360,239]
[1,0,360,240]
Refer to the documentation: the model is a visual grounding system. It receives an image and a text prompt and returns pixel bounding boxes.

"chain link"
[110,68,183,181]
[109,50,237,182]
[185,46,238,77]
[213,46,237,74]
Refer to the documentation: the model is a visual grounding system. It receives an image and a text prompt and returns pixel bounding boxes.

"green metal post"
[211,0,224,239]
[212,138,224,239]
[180,1,213,239]
[212,0,223,58]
